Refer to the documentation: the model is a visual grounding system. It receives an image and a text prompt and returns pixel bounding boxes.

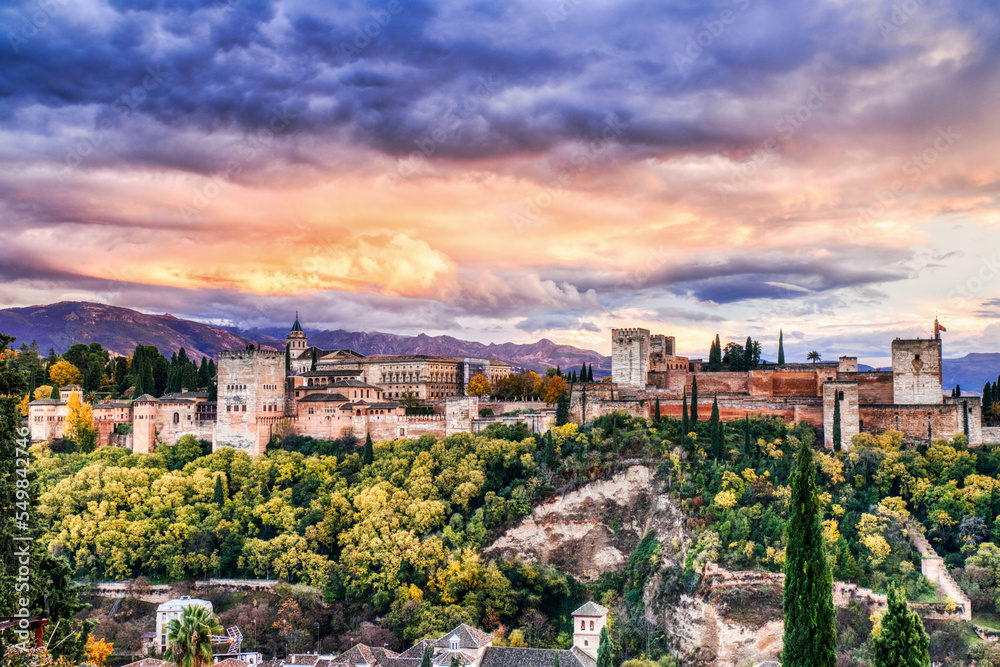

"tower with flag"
[935,316,946,340]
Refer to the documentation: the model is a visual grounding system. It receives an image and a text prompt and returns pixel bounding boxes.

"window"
[584,640,589,647]
[915,354,920,361]
[589,621,594,631]
[581,621,585,630]
[450,636,459,651]
[838,391,844,400]
[242,405,246,412]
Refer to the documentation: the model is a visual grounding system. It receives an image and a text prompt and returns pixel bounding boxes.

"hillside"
[943,352,1000,393]
[0,301,256,359]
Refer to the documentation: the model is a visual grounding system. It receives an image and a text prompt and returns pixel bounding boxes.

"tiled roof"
[432,625,494,650]
[335,645,377,666]
[367,403,400,409]
[572,601,609,617]
[28,398,62,405]
[300,370,362,377]
[211,659,250,667]
[162,391,209,400]
[430,649,477,666]
[480,648,591,667]
[119,659,170,667]
[133,394,158,403]
[297,393,350,403]
[330,379,383,390]
[398,639,435,659]
[286,656,320,666]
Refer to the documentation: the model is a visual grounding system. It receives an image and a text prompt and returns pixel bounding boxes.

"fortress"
[575,319,984,447]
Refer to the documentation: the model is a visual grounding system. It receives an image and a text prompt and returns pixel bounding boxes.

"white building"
[155,595,213,654]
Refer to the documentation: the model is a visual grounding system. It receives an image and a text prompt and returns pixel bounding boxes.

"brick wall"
[859,404,961,443]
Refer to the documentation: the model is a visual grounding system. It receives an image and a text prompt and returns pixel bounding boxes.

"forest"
[24,404,1000,666]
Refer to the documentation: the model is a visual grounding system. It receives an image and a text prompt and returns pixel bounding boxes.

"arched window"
[589,621,594,631]
[580,621,585,630]
[173,412,179,424]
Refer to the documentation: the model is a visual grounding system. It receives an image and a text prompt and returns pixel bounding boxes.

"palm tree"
[164,604,223,667]
[807,351,821,364]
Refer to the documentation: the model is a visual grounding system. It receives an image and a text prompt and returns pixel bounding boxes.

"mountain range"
[0,302,612,375]
[1,302,996,388]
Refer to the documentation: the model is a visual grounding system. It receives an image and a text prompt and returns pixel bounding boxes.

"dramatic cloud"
[1,0,999,364]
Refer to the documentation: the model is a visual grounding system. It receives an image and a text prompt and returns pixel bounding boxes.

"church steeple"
[287,313,307,352]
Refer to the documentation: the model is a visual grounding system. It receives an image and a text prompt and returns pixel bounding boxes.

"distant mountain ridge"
[0,302,611,374]
[2,302,994,385]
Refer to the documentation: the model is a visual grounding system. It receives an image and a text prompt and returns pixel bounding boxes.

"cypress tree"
[709,335,722,371]
[363,433,374,465]
[544,431,557,468]
[554,653,560,667]
[654,397,661,424]
[51,384,60,400]
[570,371,577,383]
[690,375,699,425]
[984,382,992,415]
[596,627,612,667]
[681,390,689,439]
[420,648,431,667]
[310,347,318,371]
[710,395,722,460]
[27,369,36,399]
[213,475,225,507]
[587,364,593,382]
[872,582,930,667]
[778,329,785,365]
[833,393,842,453]
[555,391,570,426]
[285,343,291,372]
[744,336,753,372]
[782,436,837,667]
[580,362,588,381]
[955,384,960,397]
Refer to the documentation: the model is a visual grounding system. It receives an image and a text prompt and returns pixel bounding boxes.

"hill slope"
[943,352,1000,393]
[0,301,255,359]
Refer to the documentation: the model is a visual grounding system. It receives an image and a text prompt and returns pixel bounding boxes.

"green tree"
[807,351,822,364]
[710,395,722,460]
[421,647,431,667]
[681,390,689,439]
[778,329,785,365]
[310,347,318,372]
[449,655,460,667]
[554,652,560,667]
[872,582,930,667]
[587,364,593,382]
[654,397,661,424]
[544,431,557,468]
[690,376,699,425]
[580,363,588,381]
[709,335,722,371]
[285,343,291,372]
[782,436,837,667]
[743,336,753,372]
[833,394,842,453]
[50,384,59,399]
[213,475,225,507]
[555,391,570,426]
[596,627,612,667]
[164,603,223,667]
[363,433,374,466]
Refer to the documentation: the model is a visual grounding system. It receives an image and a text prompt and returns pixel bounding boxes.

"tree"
[782,436,837,667]
[587,364,594,382]
[65,390,93,440]
[544,430,557,467]
[744,336,753,372]
[165,603,224,667]
[708,335,722,371]
[310,347,318,372]
[363,433,374,465]
[654,397,661,424]
[596,627,612,667]
[554,652,560,667]
[833,394,842,453]
[954,384,961,397]
[421,647,431,667]
[399,390,421,408]
[681,390,689,438]
[555,391,570,426]
[710,395,722,460]
[807,351,822,364]
[450,655,460,667]
[285,343,291,372]
[872,582,930,667]
[690,376,699,425]
[778,329,785,365]
[48,360,82,387]
[86,635,114,667]
[580,363,588,381]
[466,374,492,397]
[541,375,568,405]
[50,384,59,399]
[213,475,226,507]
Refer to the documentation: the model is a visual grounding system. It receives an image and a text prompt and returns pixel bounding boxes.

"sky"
[1,0,999,366]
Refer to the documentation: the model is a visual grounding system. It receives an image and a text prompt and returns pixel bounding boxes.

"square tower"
[572,601,609,659]
[891,339,943,404]
[612,328,650,389]
[823,381,859,450]
[216,348,286,457]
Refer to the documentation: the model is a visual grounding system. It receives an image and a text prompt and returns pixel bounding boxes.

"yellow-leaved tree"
[466,374,492,397]
[86,635,114,667]
[35,385,53,400]
[65,391,94,439]
[49,360,83,387]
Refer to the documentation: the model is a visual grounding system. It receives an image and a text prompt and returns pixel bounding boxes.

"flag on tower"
[938,322,947,332]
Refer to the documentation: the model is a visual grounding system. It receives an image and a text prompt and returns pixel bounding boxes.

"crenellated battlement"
[219,348,283,359]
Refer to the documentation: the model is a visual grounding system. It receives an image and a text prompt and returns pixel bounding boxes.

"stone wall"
[944,396,983,445]
[909,528,972,621]
[839,371,894,404]
[891,339,943,404]
[859,404,962,443]
[983,427,1000,444]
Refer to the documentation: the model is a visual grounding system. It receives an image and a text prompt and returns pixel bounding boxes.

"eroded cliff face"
[483,465,786,667]
[483,465,687,582]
